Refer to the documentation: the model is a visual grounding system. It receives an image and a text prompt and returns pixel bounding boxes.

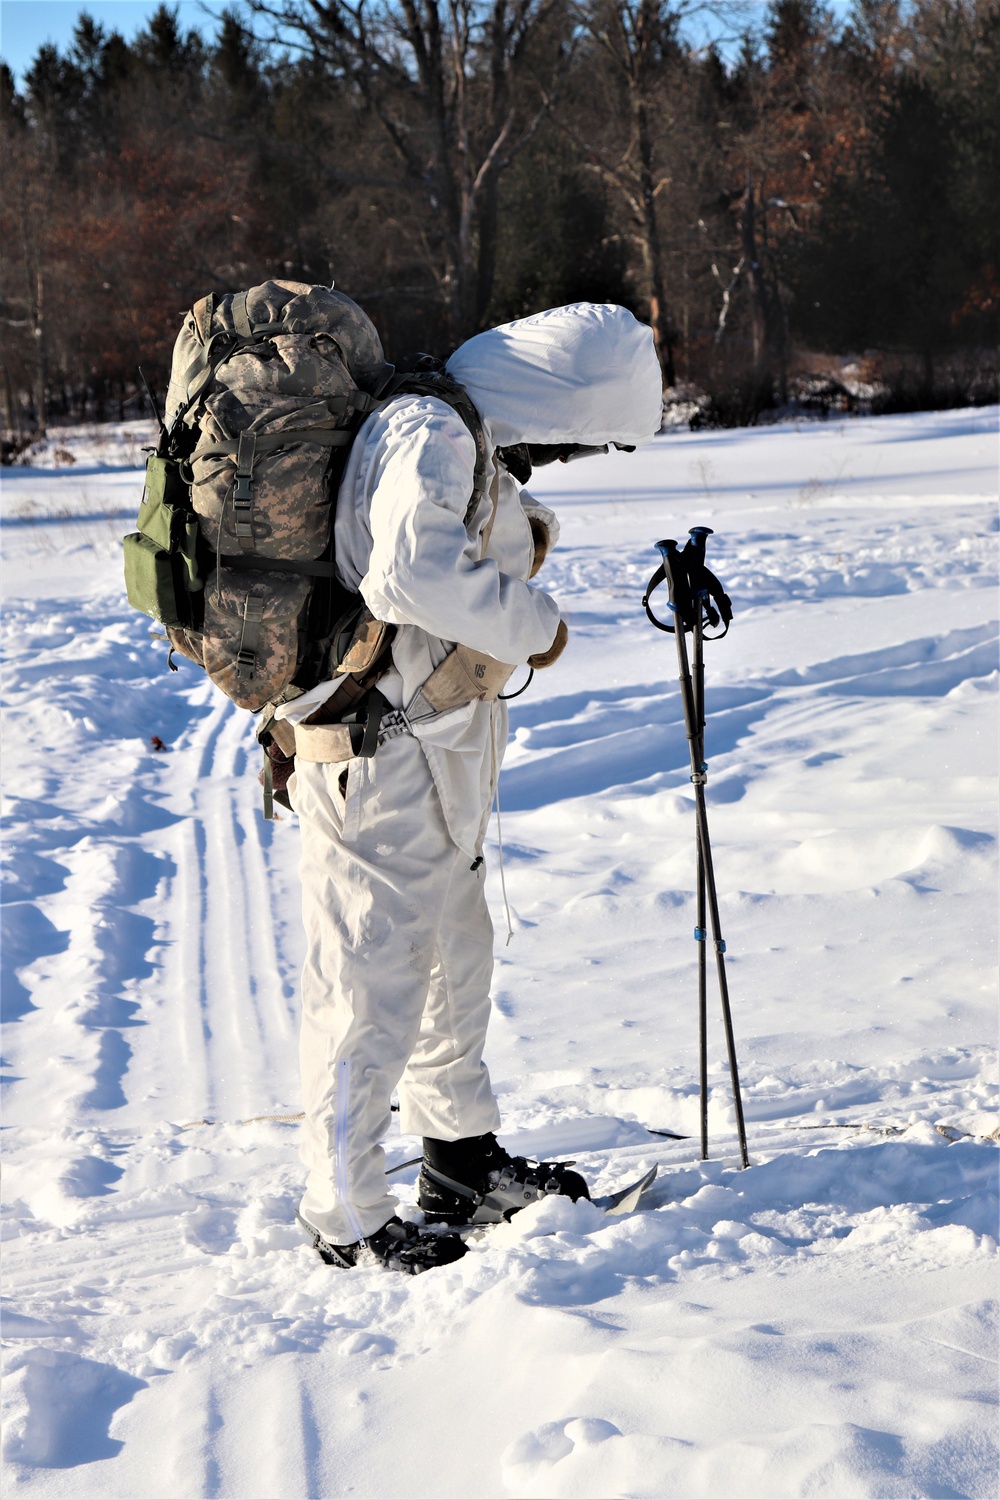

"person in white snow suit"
[281,303,663,1272]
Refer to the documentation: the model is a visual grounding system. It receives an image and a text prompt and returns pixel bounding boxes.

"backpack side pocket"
[125,454,204,626]
[123,532,189,626]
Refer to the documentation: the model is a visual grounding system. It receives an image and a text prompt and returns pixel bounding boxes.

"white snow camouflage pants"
[292,734,501,1243]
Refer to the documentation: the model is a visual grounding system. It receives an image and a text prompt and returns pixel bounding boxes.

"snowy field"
[1,407,997,1500]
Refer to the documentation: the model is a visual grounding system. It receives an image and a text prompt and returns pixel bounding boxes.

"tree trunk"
[33,269,47,438]
[424,8,466,341]
[635,109,674,383]
[474,169,501,329]
[471,1,513,332]
[2,362,21,444]
[741,168,766,371]
[19,171,47,438]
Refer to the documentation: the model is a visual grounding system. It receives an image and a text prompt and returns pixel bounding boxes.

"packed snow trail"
[1,409,997,1498]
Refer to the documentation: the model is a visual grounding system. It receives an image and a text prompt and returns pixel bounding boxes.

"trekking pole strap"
[685,526,733,638]
[690,564,733,638]
[642,560,675,632]
[642,537,734,638]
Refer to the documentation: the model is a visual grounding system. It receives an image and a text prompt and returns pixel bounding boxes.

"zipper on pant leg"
[490,701,514,945]
[342,759,363,844]
[336,1056,366,1244]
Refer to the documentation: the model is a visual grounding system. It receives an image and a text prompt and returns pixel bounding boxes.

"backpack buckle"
[233,430,257,539]
[236,594,264,679]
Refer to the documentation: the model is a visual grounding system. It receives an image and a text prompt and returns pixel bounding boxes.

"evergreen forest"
[1,0,997,440]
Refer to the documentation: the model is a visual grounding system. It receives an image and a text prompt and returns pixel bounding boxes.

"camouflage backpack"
[125,280,493,716]
[124,280,396,715]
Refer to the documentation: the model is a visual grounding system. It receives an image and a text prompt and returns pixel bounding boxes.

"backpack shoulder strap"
[231,290,253,339]
[382,366,491,524]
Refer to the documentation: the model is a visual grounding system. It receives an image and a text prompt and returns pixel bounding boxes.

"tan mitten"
[528,617,568,669]
[528,516,552,578]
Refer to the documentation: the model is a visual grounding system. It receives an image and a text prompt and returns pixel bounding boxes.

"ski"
[298,1163,661,1267]
[455,1165,659,1245]
[594,1163,658,1215]
[388,1155,658,1207]
[385,1132,682,1180]
[386,1155,660,1215]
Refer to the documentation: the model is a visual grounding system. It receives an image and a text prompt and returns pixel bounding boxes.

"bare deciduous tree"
[248,0,571,339]
[560,0,681,380]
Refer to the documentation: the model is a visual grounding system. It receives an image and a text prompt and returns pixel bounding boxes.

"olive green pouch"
[123,532,187,626]
[137,455,202,590]
[124,454,203,625]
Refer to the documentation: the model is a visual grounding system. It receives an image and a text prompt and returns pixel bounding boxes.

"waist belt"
[292,645,513,765]
[378,709,413,742]
[294,694,412,763]
[291,614,400,764]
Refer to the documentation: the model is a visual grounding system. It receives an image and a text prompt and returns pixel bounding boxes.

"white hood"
[446,303,662,449]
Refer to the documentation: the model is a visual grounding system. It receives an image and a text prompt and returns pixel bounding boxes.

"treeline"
[2,0,997,440]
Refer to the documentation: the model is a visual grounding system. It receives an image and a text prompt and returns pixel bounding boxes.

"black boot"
[419,1133,590,1226]
[296,1213,467,1273]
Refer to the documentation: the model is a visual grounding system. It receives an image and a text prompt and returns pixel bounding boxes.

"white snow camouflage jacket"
[288,302,663,855]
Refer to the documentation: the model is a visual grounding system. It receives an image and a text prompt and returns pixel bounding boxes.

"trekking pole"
[691,572,710,1162]
[686,527,748,1168]
[643,528,750,1169]
[675,529,710,1159]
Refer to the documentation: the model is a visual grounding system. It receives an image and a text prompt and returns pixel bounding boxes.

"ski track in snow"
[1,408,997,1498]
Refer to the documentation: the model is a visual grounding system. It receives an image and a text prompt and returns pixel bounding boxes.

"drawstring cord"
[490,702,514,945]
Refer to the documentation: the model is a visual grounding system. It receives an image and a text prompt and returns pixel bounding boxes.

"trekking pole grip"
[657,538,681,607]
[642,538,679,632]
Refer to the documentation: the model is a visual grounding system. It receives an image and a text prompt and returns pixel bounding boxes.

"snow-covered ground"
[1,408,997,1499]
